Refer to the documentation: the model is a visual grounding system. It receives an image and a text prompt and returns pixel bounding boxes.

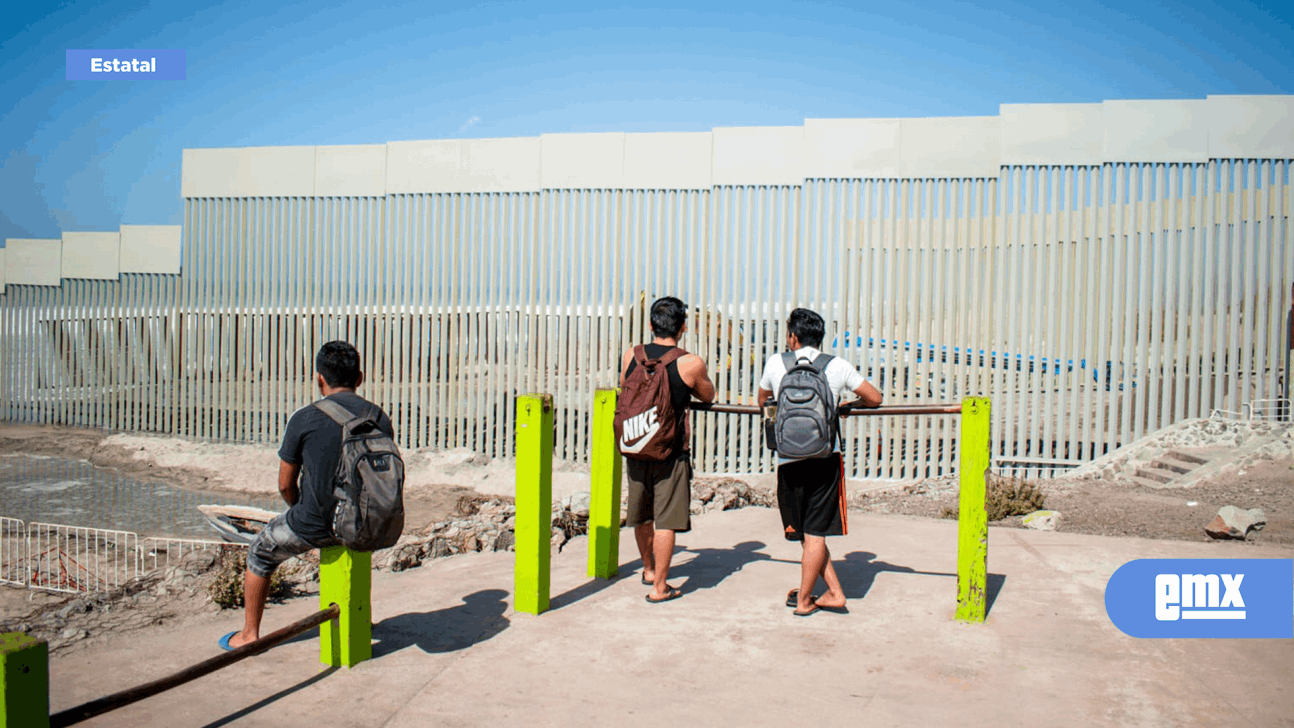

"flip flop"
[641,575,654,586]
[785,589,800,607]
[816,603,849,614]
[645,588,683,604]
[218,631,239,651]
[793,603,820,617]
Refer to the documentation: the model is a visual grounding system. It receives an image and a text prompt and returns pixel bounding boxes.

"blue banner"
[66,50,186,80]
[1105,558,1293,638]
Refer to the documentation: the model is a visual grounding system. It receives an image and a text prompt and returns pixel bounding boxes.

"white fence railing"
[0,516,27,587]
[0,520,244,594]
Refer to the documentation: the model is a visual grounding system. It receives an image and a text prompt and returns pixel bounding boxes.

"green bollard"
[514,393,554,615]
[319,546,372,667]
[587,389,623,579]
[956,397,991,623]
[0,632,48,728]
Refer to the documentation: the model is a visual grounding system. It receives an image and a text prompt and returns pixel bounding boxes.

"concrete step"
[1166,449,1210,466]
[1126,474,1171,489]
[1134,467,1175,484]
[1150,456,1197,475]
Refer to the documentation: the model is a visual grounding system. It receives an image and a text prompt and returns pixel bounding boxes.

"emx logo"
[1155,573,1245,621]
[1106,559,1292,638]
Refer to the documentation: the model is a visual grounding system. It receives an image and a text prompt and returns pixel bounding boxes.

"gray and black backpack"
[313,399,405,551]
[773,353,838,459]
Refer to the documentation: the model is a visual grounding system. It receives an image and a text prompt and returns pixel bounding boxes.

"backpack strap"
[810,354,833,373]
[313,398,366,429]
[781,351,798,371]
[658,347,686,367]
[635,345,685,371]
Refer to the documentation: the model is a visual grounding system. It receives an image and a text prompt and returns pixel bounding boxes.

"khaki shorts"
[625,455,692,533]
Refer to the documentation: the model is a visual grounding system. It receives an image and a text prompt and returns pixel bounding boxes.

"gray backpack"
[774,353,838,459]
[313,399,405,551]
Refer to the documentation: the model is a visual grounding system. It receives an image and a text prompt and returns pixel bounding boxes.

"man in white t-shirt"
[756,308,882,616]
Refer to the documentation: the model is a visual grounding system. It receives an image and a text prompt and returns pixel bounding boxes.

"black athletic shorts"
[777,454,846,541]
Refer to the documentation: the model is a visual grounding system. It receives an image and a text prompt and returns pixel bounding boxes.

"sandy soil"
[855,457,1294,546]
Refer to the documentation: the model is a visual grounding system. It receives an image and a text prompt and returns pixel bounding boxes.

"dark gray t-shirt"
[278,391,394,546]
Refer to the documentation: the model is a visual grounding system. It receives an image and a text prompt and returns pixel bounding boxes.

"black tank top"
[624,343,690,455]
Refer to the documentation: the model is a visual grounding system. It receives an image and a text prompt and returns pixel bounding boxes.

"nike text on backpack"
[615,345,687,461]
[313,399,406,551]
[773,352,839,459]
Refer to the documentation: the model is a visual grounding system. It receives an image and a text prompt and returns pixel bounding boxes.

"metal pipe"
[688,401,963,417]
[50,603,341,727]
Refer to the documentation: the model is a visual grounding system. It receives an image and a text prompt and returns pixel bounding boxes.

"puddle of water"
[0,455,283,539]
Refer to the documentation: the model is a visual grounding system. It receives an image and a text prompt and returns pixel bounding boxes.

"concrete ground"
[50,509,1294,728]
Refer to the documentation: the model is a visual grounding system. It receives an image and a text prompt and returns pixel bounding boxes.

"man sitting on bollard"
[221,341,396,650]
[615,296,715,603]
[757,308,882,616]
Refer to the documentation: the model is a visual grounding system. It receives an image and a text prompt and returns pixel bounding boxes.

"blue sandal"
[218,631,239,651]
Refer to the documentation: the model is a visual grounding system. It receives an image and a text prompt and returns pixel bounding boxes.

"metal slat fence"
[1,162,1290,479]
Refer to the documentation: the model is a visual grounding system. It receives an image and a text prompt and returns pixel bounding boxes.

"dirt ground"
[854,457,1294,546]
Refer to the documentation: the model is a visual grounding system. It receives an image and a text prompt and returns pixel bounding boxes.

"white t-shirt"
[758,346,868,462]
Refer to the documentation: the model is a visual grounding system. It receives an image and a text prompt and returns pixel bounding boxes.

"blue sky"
[2,0,1291,241]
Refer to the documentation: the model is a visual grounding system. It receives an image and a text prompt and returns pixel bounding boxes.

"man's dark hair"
[316,341,362,389]
[650,296,688,339]
[786,308,825,349]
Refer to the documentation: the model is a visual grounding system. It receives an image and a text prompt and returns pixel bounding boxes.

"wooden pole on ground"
[319,546,371,667]
[587,389,622,579]
[1,632,48,728]
[50,605,339,727]
[956,396,991,623]
[514,393,554,615]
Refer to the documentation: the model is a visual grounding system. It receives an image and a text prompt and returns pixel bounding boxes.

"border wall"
[3,95,1292,479]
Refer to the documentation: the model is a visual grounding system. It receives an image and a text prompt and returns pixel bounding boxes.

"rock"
[1022,510,1059,531]
[493,531,515,551]
[59,628,88,640]
[1205,506,1267,540]
[463,535,481,552]
[178,549,220,574]
[693,482,715,502]
[568,492,592,518]
[689,499,704,515]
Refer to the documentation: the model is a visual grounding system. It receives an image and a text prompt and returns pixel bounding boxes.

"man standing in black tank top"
[620,296,715,603]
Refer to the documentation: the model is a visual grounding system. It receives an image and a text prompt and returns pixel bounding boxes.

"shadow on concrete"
[199,666,339,728]
[371,589,510,657]
[836,551,1007,617]
[672,541,797,594]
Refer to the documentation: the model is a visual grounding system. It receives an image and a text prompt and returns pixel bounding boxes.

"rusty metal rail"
[50,603,341,727]
[689,401,963,417]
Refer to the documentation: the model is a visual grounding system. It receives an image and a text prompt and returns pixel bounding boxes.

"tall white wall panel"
[1102,99,1209,163]
[315,145,386,197]
[61,232,120,280]
[803,118,903,178]
[712,126,804,186]
[900,116,1001,178]
[182,146,316,197]
[1207,95,1294,159]
[1000,103,1104,166]
[622,132,712,189]
[541,132,626,189]
[0,247,6,294]
[120,225,182,274]
[386,137,541,193]
[4,239,61,286]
